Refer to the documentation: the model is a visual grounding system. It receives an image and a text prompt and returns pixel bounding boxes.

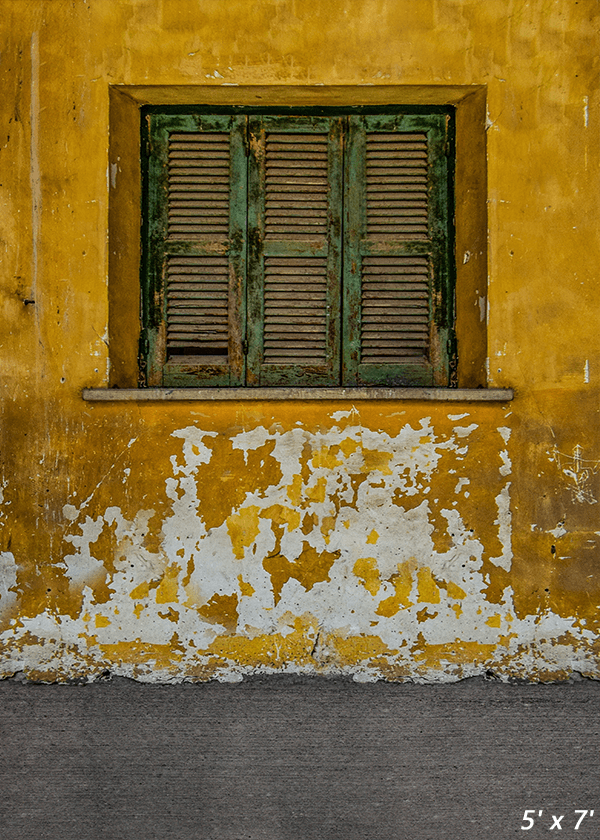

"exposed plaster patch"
[547,521,567,539]
[454,477,470,495]
[499,450,511,477]
[63,515,107,586]
[488,484,513,570]
[453,423,478,438]
[497,426,511,445]
[0,552,18,615]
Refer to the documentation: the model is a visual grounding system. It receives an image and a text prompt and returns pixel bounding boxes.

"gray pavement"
[0,675,598,839]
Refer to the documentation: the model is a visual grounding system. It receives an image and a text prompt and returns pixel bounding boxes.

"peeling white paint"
[0,552,18,615]
[453,423,478,438]
[3,417,598,683]
[489,484,513,570]
[548,521,567,539]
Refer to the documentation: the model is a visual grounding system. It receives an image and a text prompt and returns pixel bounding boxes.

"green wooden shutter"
[142,113,247,387]
[343,113,454,386]
[246,116,344,386]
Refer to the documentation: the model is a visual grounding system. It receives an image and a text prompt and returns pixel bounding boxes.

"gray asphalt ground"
[0,675,598,839]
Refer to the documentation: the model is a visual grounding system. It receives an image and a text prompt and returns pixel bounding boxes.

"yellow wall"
[1,0,599,682]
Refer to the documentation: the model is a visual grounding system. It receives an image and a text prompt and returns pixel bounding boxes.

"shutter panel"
[143,113,246,387]
[343,113,454,386]
[246,116,343,386]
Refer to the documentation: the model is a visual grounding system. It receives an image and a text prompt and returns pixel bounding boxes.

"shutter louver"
[263,256,328,365]
[167,133,230,239]
[264,134,329,240]
[360,255,430,362]
[365,133,429,239]
[165,255,229,361]
[143,114,247,386]
[165,132,230,361]
[344,114,452,387]
[247,117,343,386]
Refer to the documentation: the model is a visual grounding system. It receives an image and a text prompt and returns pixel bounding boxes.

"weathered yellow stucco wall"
[1,0,599,682]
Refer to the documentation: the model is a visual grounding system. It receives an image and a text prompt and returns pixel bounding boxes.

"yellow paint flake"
[412,639,497,667]
[375,562,415,616]
[416,607,438,623]
[208,614,317,667]
[311,445,341,469]
[320,515,336,543]
[238,574,255,597]
[301,512,318,534]
[353,557,381,596]
[98,641,184,667]
[451,603,463,618]
[338,437,359,457]
[286,474,303,506]
[95,615,111,628]
[366,529,379,544]
[305,476,327,503]
[263,542,339,605]
[226,505,261,559]
[485,613,502,628]
[260,504,301,532]
[362,449,393,474]
[199,593,239,633]
[133,604,145,619]
[327,632,398,663]
[130,581,149,600]
[498,632,519,647]
[446,581,466,600]
[155,564,181,604]
[417,567,440,604]
[158,606,180,622]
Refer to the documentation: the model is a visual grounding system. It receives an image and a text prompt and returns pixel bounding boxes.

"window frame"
[105,85,489,394]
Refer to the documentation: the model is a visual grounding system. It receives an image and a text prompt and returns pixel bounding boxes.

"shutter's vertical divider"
[228,115,248,386]
[144,113,169,386]
[427,116,454,385]
[246,116,265,387]
[342,115,365,386]
[325,117,344,384]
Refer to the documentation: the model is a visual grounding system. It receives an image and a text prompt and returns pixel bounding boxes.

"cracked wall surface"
[0,0,599,682]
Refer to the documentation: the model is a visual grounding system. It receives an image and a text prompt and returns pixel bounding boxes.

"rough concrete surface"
[0,676,598,840]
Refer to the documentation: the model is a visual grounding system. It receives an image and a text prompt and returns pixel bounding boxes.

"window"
[140,107,455,389]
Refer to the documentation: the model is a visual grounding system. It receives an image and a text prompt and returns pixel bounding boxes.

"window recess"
[140,107,455,388]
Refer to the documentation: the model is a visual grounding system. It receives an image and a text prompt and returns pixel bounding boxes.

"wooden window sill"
[82,387,513,402]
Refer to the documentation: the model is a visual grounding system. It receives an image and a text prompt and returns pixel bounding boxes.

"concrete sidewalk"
[0,676,598,839]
